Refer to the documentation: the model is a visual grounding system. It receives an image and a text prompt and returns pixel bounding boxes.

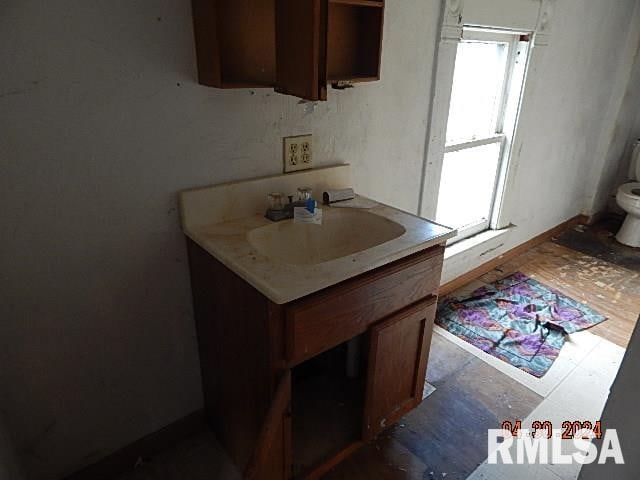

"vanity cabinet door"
[245,370,292,480]
[363,298,437,440]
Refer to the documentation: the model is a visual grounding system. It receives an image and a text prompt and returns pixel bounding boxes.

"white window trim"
[444,134,505,154]
[439,28,524,245]
[418,0,555,245]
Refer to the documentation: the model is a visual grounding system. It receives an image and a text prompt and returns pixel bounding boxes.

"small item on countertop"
[306,197,316,214]
[294,206,322,225]
[267,192,285,210]
[297,187,313,202]
[295,190,321,224]
[323,188,355,205]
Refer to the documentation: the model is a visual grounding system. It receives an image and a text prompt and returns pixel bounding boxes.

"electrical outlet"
[283,135,313,173]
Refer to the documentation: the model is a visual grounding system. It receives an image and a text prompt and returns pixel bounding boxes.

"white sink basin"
[247,208,406,266]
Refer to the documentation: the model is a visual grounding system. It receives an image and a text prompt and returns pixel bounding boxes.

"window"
[436,28,530,243]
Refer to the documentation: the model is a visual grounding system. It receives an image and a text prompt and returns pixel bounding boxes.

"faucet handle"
[267,192,285,210]
[297,187,313,201]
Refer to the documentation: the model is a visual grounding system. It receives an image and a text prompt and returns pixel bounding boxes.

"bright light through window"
[446,41,509,144]
[437,142,502,231]
[436,28,529,243]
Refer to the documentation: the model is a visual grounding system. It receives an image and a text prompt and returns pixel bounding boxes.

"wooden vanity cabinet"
[187,239,443,479]
[363,299,437,440]
[191,0,385,101]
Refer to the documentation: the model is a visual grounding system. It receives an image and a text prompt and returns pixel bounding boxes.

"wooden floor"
[324,335,542,479]
[480,240,640,348]
[554,216,640,272]
[113,223,640,480]
[116,335,542,480]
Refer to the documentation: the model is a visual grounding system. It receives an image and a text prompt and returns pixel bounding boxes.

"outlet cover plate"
[283,135,313,173]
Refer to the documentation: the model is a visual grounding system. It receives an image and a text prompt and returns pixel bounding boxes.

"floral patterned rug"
[436,272,607,377]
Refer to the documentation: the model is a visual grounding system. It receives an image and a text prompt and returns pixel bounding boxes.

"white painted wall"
[597,48,640,213]
[586,0,640,215]
[463,0,540,31]
[0,1,440,478]
[0,0,639,479]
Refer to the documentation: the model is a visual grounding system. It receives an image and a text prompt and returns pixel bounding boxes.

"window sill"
[444,227,513,260]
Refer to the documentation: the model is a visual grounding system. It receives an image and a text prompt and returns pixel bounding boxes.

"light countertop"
[184,197,456,304]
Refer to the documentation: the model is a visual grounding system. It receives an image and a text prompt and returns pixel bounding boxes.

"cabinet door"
[363,298,437,440]
[245,370,292,480]
[275,0,327,101]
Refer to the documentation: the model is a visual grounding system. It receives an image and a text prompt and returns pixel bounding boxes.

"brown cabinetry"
[187,241,444,479]
[363,299,436,440]
[191,0,385,100]
[245,371,292,480]
[191,0,277,88]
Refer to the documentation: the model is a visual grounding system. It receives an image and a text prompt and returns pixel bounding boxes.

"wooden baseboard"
[438,215,586,297]
[64,410,206,480]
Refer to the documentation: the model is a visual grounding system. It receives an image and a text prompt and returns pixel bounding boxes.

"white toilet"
[616,140,640,247]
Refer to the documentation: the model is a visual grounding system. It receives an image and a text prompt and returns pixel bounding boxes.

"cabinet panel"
[363,298,437,440]
[187,239,276,469]
[245,371,292,480]
[275,0,327,100]
[285,247,444,366]
[191,0,385,99]
[327,1,384,83]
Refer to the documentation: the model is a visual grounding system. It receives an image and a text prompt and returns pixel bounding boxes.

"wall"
[0,0,639,479]
[441,0,640,283]
[586,0,640,215]
[0,1,441,478]
[602,54,640,214]
[579,320,640,479]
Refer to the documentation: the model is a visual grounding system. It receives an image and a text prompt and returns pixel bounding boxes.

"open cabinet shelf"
[291,337,367,477]
[192,0,385,100]
[327,1,384,83]
[191,0,276,88]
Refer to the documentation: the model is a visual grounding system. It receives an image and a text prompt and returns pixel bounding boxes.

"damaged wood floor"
[323,335,542,480]
[481,240,640,348]
[117,336,541,480]
[114,228,640,480]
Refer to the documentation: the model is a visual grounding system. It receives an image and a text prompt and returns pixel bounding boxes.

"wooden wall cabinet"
[363,299,436,440]
[191,0,385,101]
[187,241,443,479]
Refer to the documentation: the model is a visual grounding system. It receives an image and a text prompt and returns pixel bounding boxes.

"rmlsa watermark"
[488,420,624,465]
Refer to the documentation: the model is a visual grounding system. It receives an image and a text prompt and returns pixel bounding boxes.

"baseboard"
[64,409,206,480]
[438,215,586,297]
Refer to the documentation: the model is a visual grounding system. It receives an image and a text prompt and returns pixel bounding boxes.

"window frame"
[438,28,526,244]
